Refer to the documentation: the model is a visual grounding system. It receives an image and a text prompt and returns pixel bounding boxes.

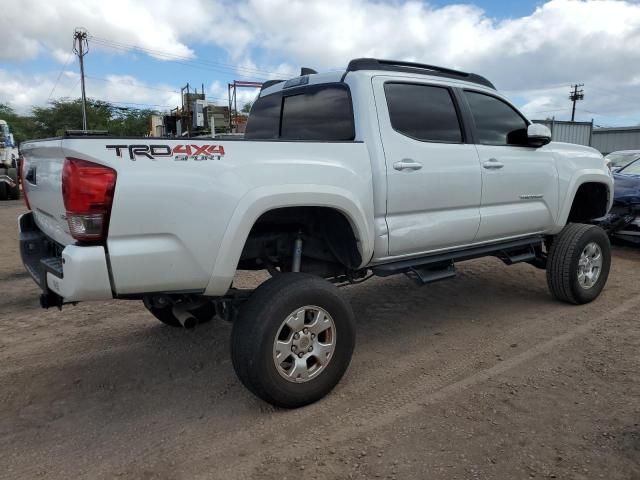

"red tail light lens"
[19,156,31,210]
[62,158,117,242]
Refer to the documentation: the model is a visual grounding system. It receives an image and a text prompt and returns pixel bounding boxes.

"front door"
[462,90,559,242]
[374,77,482,257]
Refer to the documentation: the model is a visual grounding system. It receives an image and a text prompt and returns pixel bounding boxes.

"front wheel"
[231,273,355,408]
[546,224,611,304]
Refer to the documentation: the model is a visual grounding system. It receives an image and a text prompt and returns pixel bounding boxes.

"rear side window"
[464,91,529,146]
[243,92,281,139]
[384,83,462,143]
[245,84,355,141]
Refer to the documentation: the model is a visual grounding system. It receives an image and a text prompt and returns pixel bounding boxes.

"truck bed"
[20,136,374,298]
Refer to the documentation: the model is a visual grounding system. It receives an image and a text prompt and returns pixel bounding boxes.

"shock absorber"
[292,231,303,272]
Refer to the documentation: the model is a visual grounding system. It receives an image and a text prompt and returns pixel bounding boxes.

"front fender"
[554,170,614,231]
[204,185,374,296]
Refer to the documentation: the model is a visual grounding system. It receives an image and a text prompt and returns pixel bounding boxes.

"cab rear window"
[245,83,355,141]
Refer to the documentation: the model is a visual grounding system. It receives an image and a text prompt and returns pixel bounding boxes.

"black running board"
[372,236,544,284]
[406,261,457,285]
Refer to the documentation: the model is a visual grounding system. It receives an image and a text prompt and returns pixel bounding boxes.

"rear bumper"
[19,212,113,304]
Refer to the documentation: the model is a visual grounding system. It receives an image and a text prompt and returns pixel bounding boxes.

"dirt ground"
[0,199,639,480]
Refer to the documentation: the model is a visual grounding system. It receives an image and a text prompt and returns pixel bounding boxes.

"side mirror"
[527,123,551,148]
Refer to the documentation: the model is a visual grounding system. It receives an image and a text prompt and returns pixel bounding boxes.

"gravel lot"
[1,199,639,480]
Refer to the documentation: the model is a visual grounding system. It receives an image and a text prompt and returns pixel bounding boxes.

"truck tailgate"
[21,139,75,246]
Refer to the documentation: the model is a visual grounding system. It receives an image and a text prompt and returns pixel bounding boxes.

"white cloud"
[2,0,640,123]
[0,0,197,63]
[0,69,181,114]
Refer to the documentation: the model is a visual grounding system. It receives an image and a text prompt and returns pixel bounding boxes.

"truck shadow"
[4,261,556,424]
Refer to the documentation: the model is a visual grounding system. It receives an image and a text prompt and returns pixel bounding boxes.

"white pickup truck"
[19,58,613,408]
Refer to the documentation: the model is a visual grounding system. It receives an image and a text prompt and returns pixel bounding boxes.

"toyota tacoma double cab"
[18,58,613,408]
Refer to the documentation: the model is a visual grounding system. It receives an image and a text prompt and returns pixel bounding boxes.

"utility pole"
[73,28,89,130]
[569,83,584,122]
[181,83,191,137]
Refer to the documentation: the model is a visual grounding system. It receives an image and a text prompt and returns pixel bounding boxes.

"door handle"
[393,159,423,171]
[482,158,504,170]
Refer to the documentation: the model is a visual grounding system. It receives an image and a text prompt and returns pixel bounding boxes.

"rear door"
[461,90,559,241]
[373,77,482,256]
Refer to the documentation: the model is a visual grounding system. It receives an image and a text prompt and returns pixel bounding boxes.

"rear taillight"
[62,158,117,242]
[19,157,31,210]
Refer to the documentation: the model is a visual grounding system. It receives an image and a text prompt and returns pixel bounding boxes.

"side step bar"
[406,261,456,285]
[372,236,544,285]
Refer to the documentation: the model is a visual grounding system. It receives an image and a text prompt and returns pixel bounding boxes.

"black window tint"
[464,91,528,146]
[244,92,281,139]
[384,83,462,143]
[280,86,354,141]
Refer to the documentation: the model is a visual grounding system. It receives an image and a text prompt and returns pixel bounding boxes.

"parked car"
[0,119,20,200]
[595,157,640,243]
[19,58,613,408]
[605,150,640,172]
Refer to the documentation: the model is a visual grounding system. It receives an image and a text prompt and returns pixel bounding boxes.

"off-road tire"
[546,223,610,304]
[7,168,19,200]
[143,299,216,328]
[231,273,355,408]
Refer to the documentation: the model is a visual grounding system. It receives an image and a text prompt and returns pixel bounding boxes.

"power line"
[85,75,180,94]
[88,35,280,80]
[84,75,230,103]
[527,107,568,115]
[89,35,278,76]
[46,50,75,103]
[62,77,81,99]
[109,100,172,108]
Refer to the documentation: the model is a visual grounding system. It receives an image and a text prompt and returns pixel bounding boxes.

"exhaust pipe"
[171,302,198,329]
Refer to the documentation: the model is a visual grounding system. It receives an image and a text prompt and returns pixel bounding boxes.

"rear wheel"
[143,297,216,328]
[7,168,19,200]
[546,223,611,304]
[231,273,355,408]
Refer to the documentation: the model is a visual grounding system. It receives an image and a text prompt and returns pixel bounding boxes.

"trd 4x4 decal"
[106,144,225,161]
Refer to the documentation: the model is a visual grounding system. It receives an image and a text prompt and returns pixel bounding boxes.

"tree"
[108,106,156,136]
[0,103,37,144]
[31,98,113,137]
[0,99,158,144]
[241,101,253,113]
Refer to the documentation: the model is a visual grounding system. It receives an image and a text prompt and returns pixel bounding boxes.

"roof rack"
[345,58,495,89]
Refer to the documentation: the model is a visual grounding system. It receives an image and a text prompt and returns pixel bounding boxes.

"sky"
[1,0,640,127]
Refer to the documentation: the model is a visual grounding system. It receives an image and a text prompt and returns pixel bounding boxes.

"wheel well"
[238,206,362,278]
[567,182,609,223]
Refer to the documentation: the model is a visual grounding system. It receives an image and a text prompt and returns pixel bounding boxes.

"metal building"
[591,126,640,155]
[531,119,593,146]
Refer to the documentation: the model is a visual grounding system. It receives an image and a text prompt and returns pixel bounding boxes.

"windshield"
[606,152,640,167]
[618,158,640,175]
